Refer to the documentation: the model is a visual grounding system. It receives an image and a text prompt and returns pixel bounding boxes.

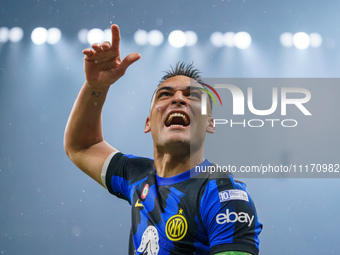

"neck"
[153,145,205,178]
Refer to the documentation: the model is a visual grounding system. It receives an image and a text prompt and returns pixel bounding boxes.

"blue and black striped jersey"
[103,152,262,255]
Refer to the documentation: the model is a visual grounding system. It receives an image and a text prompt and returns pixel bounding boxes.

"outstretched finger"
[111,24,121,57]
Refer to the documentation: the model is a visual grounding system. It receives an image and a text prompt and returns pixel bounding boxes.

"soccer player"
[64,24,262,255]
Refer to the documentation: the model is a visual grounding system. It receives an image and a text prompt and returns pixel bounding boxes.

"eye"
[158,91,171,98]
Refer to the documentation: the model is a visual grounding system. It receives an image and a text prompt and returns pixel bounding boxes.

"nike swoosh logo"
[135,199,144,208]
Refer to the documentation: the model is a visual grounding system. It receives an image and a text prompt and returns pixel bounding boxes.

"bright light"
[47,28,61,44]
[223,32,235,47]
[280,32,293,48]
[210,32,224,47]
[78,29,89,44]
[31,27,48,45]
[293,32,310,50]
[104,29,111,42]
[87,28,104,45]
[9,27,23,43]
[234,32,251,49]
[168,30,186,48]
[185,31,197,46]
[134,30,148,45]
[148,30,164,46]
[309,33,322,48]
[0,27,9,43]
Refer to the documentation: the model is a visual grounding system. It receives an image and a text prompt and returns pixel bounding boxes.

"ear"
[206,117,216,134]
[144,116,151,133]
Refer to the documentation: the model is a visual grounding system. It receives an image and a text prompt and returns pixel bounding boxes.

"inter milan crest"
[165,208,188,241]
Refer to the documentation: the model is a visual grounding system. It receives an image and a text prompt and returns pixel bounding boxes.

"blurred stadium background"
[1,0,340,254]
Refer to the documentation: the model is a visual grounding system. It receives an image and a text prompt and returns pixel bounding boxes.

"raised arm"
[64,24,140,187]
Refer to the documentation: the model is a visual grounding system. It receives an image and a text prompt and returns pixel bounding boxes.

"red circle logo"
[141,184,149,199]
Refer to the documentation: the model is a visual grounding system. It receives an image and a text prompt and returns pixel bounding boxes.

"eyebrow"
[155,85,203,94]
[150,85,204,111]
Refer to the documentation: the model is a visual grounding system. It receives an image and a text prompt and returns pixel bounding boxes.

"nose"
[171,91,188,106]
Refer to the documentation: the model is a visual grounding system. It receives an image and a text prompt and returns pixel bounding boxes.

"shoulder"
[195,167,245,195]
[198,173,256,221]
[103,152,156,193]
[192,162,248,205]
[106,152,155,175]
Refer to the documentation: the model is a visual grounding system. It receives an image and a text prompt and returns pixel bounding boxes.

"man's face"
[144,75,215,154]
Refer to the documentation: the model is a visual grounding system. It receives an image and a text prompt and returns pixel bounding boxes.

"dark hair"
[159,62,204,85]
[158,62,213,108]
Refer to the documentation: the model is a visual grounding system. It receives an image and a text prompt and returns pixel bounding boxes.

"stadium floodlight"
[78,29,89,44]
[309,33,322,48]
[0,27,9,43]
[148,30,164,46]
[104,29,111,42]
[9,27,24,43]
[210,32,224,47]
[293,32,310,50]
[234,32,252,49]
[31,27,48,45]
[280,32,294,48]
[223,32,235,47]
[47,28,61,45]
[134,30,148,46]
[87,28,104,45]
[185,31,197,47]
[168,30,186,48]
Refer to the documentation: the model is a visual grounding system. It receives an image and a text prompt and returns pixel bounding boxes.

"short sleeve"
[102,152,156,205]
[103,152,131,202]
[200,178,262,255]
[101,151,118,189]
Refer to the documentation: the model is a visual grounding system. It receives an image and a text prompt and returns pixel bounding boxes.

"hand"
[82,24,141,89]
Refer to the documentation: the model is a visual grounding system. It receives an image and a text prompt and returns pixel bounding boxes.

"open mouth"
[165,112,190,127]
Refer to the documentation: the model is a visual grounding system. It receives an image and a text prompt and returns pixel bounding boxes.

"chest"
[130,181,209,254]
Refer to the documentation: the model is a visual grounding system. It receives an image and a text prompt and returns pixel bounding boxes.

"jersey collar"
[156,159,211,186]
